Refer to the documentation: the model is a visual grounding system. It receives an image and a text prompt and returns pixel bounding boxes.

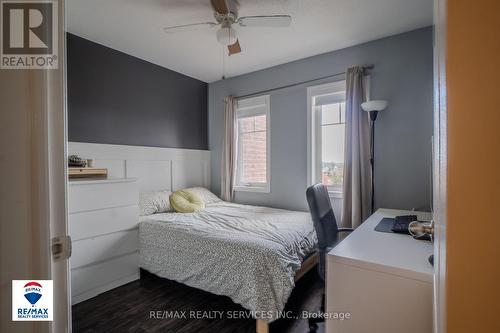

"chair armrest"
[338,227,354,233]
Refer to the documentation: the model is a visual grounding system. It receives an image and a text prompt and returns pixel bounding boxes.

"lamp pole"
[369,111,378,213]
[361,100,387,214]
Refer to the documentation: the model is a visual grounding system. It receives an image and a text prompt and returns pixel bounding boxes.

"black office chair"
[306,184,353,332]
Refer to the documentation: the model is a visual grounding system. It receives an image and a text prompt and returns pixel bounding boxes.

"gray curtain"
[221,96,236,201]
[341,67,372,228]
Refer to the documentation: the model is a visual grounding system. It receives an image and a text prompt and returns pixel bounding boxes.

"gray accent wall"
[209,27,433,212]
[67,33,208,150]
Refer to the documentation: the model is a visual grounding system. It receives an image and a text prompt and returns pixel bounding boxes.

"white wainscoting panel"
[172,158,210,190]
[126,160,172,192]
[69,142,211,194]
[93,159,126,179]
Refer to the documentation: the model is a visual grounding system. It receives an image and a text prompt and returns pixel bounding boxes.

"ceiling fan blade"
[163,22,217,33]
[238,15,292,27]
[211,0,229,14]
[228,39,241,55]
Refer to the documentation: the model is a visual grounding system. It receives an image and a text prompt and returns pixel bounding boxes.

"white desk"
[326,209,433,333]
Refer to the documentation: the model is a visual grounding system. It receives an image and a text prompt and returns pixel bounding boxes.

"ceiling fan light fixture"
[216,26,237,46]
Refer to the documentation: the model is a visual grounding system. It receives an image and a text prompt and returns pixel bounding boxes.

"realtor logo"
[1,0,58,69]
[12,280,53,321]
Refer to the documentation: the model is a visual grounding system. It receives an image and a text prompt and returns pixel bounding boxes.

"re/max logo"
[18,308,49,315]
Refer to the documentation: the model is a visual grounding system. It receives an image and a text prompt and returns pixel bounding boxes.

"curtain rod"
[233,64,374,100]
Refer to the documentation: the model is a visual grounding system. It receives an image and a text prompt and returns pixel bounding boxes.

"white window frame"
[307,81,346,198]
[234,94,271,193]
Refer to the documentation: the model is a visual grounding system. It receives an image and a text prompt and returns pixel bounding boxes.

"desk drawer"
[326,260,432,333]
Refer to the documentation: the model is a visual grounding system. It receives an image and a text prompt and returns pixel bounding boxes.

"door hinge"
[51,235,72,261]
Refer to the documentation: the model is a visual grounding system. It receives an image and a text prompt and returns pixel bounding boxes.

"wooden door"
[438,0,500,332]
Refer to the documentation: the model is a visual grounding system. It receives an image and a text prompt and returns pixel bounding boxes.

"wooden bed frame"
[256,251,319,333]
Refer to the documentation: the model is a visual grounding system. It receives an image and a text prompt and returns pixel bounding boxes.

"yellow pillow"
[170,189,205,213]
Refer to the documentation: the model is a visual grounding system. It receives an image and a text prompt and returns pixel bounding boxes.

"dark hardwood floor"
[72,268,324,333]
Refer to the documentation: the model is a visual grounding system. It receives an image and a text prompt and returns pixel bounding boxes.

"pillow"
[139,190,172,216]
[170,189,205,213]
[182,187,221,204]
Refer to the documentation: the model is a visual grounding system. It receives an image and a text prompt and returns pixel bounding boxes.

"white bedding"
[139,201,317,322]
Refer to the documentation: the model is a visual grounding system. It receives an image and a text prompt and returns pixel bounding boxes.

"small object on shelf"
[68,154,87,168]
[86,158,95,168]
[68,167,108,179]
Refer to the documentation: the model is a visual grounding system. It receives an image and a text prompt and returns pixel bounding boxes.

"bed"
[139,197,318,333]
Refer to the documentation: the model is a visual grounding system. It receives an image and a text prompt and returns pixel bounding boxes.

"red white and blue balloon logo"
[24,282,43,306]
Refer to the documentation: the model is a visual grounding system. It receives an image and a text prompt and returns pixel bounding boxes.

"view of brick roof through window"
[238,115,267,183]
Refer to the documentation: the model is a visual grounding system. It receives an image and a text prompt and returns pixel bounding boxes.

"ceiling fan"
[163,0,292,55]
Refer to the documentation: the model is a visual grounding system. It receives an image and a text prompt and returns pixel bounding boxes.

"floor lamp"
[361,100,388,213]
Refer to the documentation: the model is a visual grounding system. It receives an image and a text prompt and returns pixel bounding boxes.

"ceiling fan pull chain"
[222,45,226,80]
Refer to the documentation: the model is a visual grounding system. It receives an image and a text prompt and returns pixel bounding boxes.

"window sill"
[328,191,343,199]
[233,185,270,193]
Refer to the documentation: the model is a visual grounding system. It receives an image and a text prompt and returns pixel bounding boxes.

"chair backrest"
[306,184,340,251]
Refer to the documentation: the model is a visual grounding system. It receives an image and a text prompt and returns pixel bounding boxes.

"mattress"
[139,201,317,322]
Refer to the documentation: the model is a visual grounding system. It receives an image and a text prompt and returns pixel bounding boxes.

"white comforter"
[139,201,317,322]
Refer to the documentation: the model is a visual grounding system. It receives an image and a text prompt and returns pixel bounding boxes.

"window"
[307,81,346,195]
[234,95,270,192]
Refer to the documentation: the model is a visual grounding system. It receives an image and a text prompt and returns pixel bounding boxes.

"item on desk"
[374,218,396,233]
[390,215,418,234]
[409,220,434,242]
[86,158,95,168]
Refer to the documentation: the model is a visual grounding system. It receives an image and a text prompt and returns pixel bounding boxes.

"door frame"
[433,0,447,332]
[48,0,71,331]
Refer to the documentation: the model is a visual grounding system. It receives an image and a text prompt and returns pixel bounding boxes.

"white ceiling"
[67,0,432,83]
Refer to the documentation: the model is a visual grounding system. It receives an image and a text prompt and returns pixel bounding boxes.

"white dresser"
[326,209,433,333]
[68,178,139,304]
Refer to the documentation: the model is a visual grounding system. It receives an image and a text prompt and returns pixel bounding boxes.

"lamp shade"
[361,100,388,112]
